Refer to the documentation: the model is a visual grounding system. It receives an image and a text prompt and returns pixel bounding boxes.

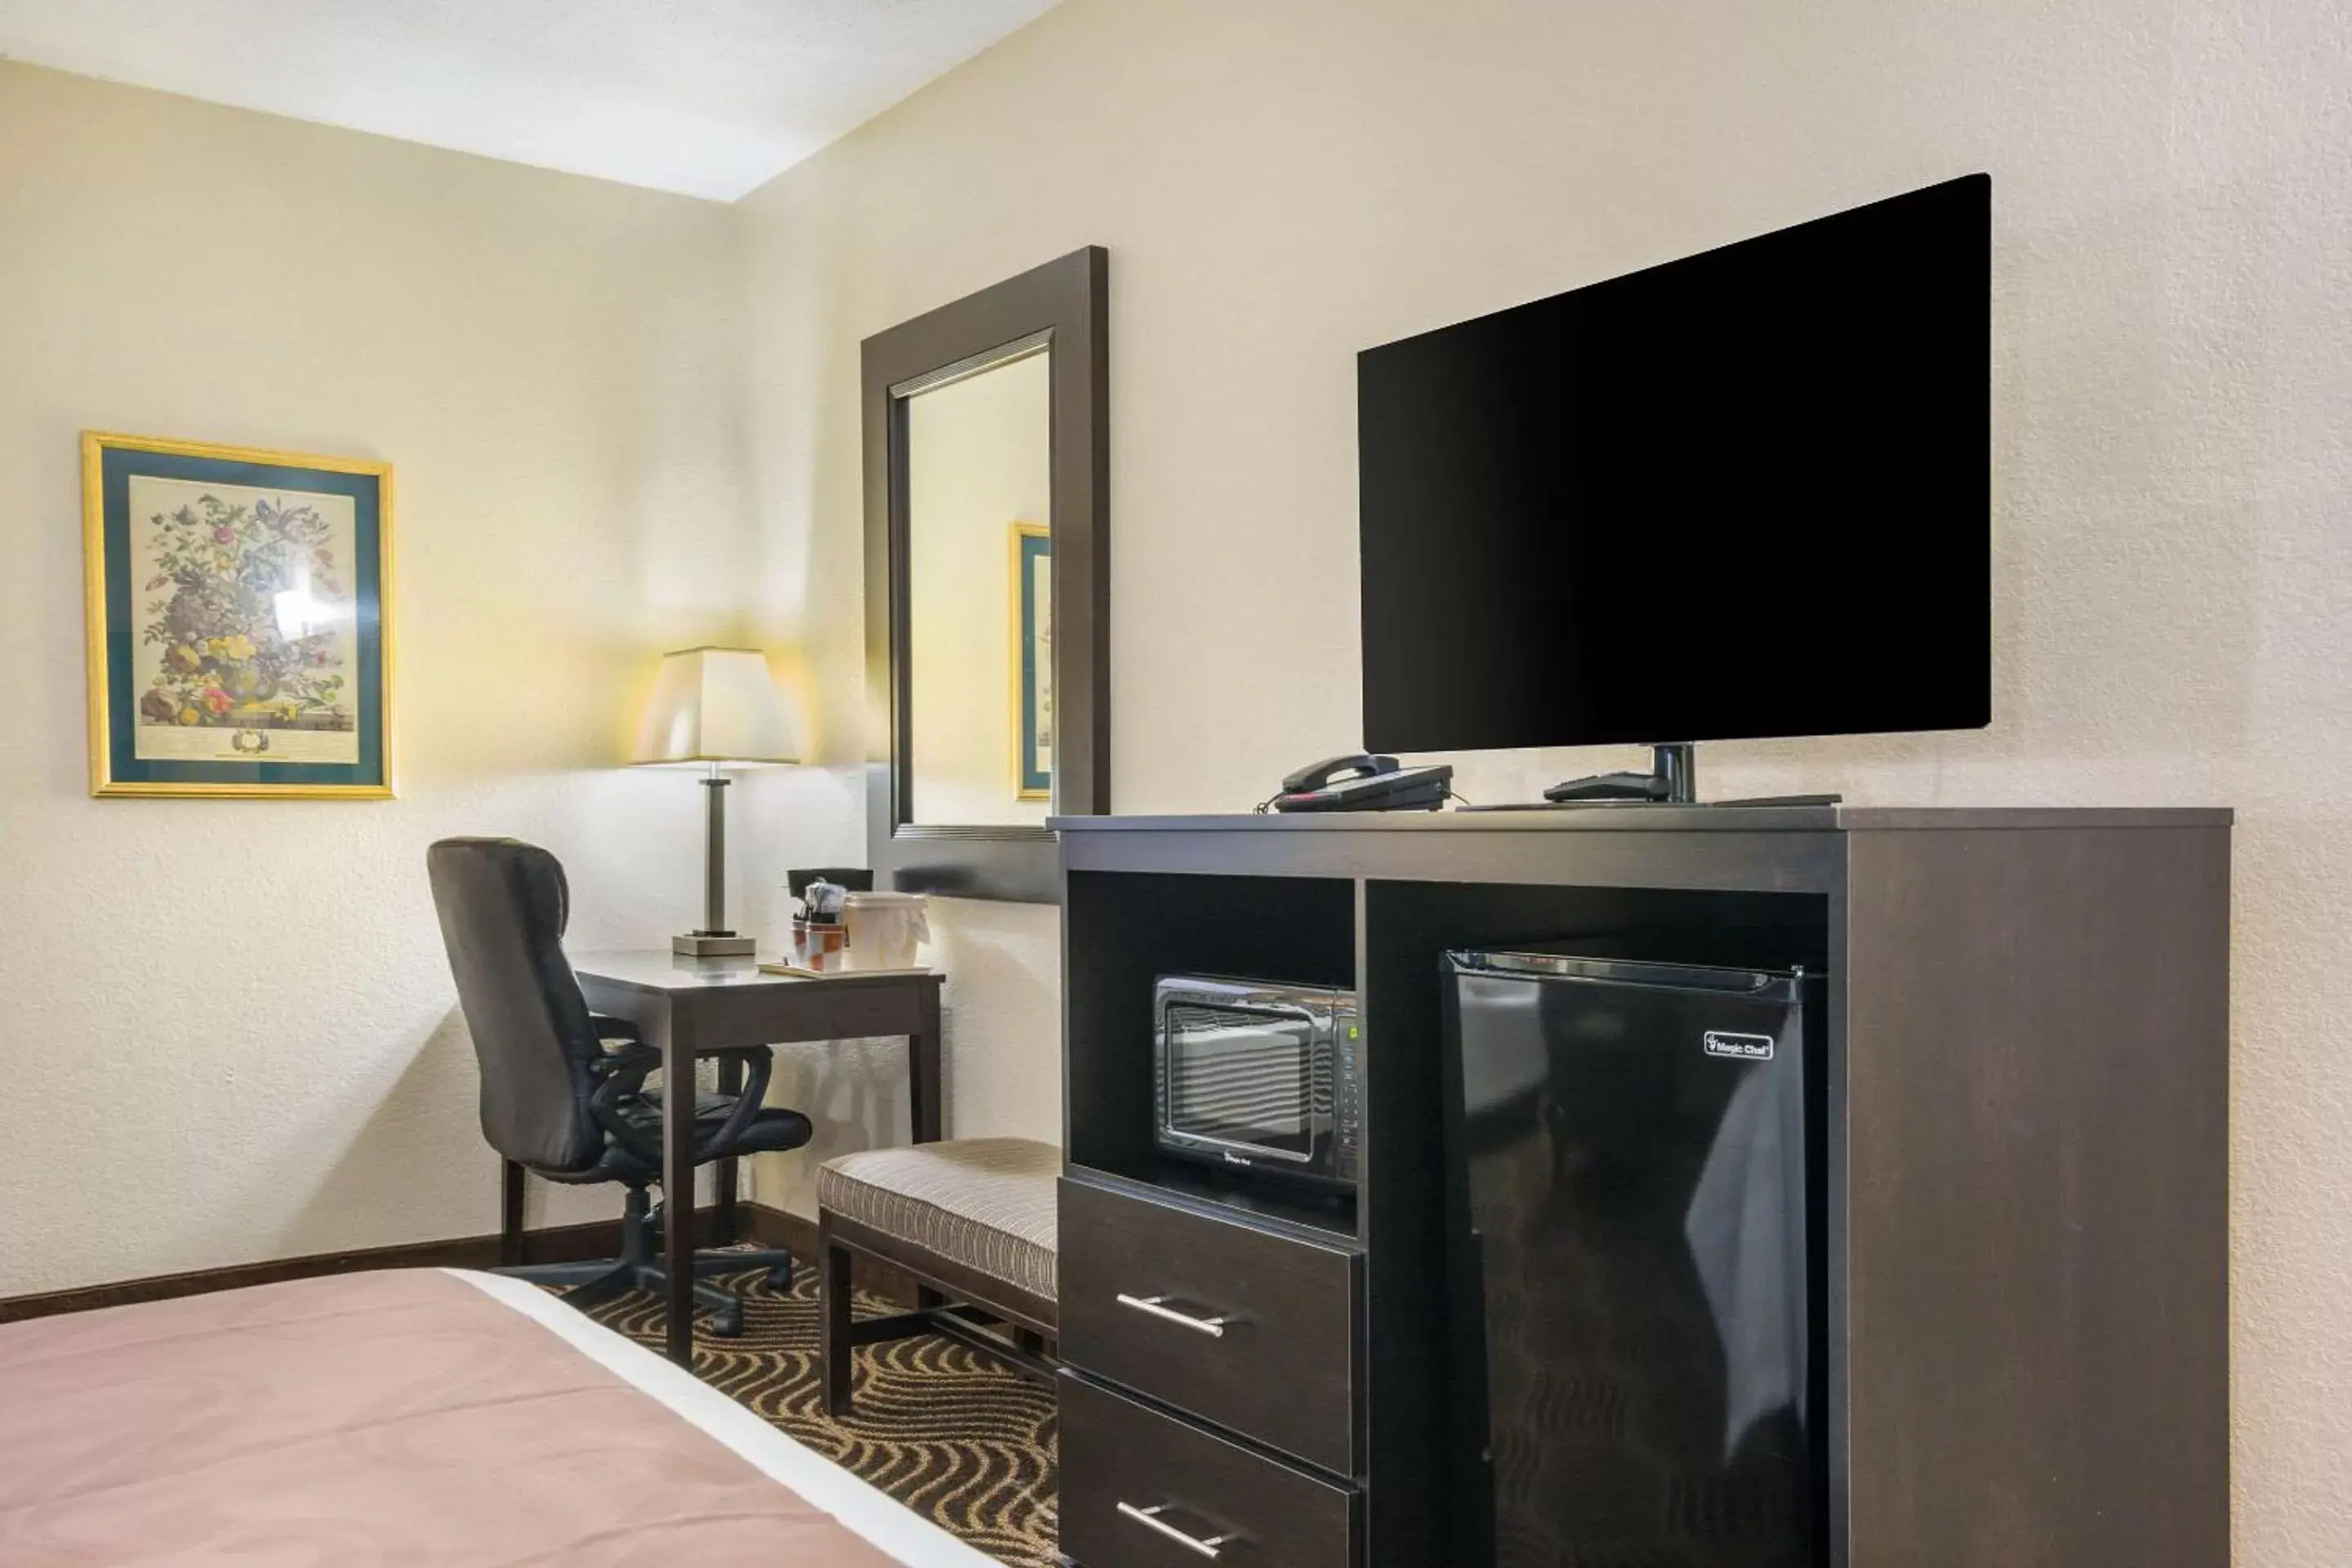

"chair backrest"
[425,837,603,1173]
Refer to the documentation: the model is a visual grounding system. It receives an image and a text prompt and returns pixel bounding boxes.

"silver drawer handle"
[1116,1502,1236,1559]
[1116,1293,1239,1337]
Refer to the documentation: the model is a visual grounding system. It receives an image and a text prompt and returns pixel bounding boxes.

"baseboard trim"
[742,1200,808,1255]
[0,1203,804,1325]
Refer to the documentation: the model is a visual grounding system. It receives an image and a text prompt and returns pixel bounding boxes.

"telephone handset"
[1269,752,1452,813]
[1282,753,1401,794]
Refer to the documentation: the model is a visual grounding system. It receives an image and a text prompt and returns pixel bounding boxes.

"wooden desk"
[568,950,944,1365]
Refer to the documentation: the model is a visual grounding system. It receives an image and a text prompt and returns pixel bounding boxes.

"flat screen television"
[1357,174,1990,768]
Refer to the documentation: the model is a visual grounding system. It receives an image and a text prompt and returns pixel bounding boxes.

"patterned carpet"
[568,1264,1059,1568]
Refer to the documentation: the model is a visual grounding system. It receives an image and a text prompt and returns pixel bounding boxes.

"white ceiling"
[0,0,1061,200]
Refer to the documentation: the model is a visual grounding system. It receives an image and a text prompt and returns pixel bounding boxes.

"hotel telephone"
[1268,752,1453,813]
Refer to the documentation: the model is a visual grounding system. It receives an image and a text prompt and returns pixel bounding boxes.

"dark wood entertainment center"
[1049,806,2230,1568]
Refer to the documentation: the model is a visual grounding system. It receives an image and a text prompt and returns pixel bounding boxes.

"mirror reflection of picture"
[903,343,1049,827]
[1014,521,1052,799]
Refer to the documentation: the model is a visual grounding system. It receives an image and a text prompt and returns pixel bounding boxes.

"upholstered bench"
[815,1137,1060,1414]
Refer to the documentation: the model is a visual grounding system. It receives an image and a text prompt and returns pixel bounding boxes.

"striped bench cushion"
[817,1138,1060,1302]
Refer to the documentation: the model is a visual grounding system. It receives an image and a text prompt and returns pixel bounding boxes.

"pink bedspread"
[0,1269,898,1566]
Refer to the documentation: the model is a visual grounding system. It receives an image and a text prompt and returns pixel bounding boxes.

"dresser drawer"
[1058,1175,1360,1474]
[1060,1372,1356,1568]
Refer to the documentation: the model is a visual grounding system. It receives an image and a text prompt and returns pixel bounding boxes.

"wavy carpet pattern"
[569,1267,1058,1568]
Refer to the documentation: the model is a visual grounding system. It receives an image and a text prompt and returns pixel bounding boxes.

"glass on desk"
[788,920,850,973]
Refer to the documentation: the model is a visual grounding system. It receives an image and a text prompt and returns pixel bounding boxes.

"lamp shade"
[630,647,800,764]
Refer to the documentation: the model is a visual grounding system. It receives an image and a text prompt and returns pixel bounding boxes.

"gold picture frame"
[82,431,396,798]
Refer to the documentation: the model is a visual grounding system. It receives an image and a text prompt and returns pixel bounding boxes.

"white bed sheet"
[447,1268,1000,1568]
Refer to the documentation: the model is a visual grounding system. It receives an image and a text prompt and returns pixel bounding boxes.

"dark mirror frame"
[862,247,1109,903]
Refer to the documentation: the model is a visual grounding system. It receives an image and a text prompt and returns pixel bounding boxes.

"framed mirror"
[863,247,1107,902]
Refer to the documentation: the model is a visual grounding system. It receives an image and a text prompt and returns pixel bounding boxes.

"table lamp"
[632,647,799,956]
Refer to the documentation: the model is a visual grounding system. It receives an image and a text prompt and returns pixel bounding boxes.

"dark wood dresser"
[1049,808,2231,1568]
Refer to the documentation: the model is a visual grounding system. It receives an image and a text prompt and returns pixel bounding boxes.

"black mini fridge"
[1441,951,1825,1568]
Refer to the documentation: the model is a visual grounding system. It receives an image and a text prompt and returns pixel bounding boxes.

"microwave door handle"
[1116,1294,1240,1338]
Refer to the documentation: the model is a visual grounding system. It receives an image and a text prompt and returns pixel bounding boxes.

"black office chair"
[426,835,810,1336]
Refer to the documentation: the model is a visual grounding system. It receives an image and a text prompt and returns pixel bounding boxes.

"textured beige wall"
[732,1,2350,1559]
[0,62,764,1292]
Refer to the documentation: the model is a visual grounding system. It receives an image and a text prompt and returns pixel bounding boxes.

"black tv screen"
[1358,174,1990,755]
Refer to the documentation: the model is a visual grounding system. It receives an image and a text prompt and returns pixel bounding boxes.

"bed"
[0,1267,1000,1566]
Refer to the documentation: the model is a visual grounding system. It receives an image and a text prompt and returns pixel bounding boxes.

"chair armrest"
[586,1042,664,1167]
[585,1042,777,1172]
[588,1040,660,1081]
[693,1047,774,1163]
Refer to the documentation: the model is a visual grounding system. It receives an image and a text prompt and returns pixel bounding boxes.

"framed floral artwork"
[82,432,394,797]
[1010,520,1052,800]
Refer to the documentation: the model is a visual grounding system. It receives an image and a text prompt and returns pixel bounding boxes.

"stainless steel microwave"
[1153,975,1361,1195]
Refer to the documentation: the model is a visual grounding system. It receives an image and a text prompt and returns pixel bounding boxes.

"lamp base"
[673,932,756,958]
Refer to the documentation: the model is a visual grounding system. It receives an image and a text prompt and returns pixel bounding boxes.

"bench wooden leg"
[820,1216,855,1418]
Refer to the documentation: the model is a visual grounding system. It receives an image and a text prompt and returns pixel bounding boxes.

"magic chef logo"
[1703,1031,1776,1062]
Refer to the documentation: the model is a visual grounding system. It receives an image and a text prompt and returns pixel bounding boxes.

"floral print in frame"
[82,432,394,797]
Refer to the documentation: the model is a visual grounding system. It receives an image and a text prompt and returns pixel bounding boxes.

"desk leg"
[715,1054,743,1245]
[657,1007,697,1367]
[910,983,943,1145]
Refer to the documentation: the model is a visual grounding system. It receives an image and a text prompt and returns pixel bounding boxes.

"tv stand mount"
[1540,744,1846,808]
[1545,743,1700,804]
